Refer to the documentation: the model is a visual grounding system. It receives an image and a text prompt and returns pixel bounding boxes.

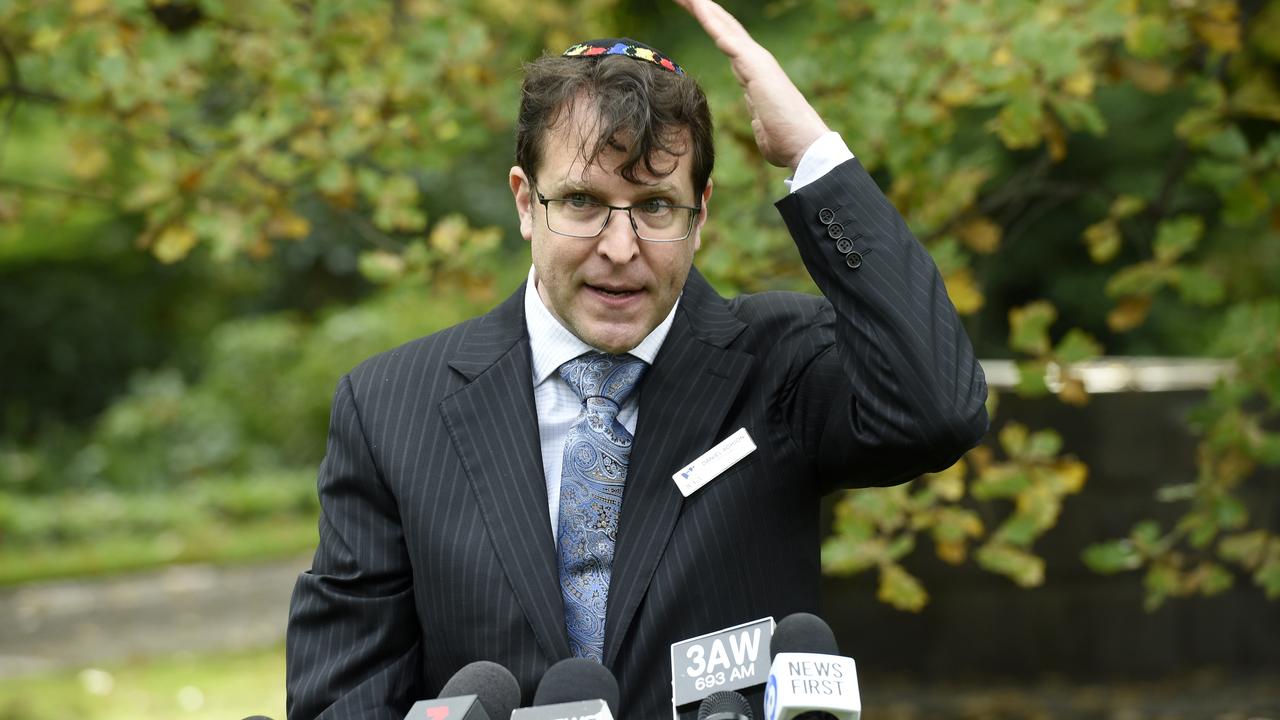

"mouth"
[585,283,644,303]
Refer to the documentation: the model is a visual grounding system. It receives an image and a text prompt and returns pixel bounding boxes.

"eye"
[636,198,674,215]
[563,193,597,209]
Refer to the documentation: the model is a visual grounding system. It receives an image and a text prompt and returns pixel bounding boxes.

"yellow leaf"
[926,459,967,502]
[992,46,1013,67]
[1107,295,1152,332]
[266,210,310,240]
[1120,58,1174,94]
[1063,70,1096,98]
[1058,376,1090,407]
[429,215,468,254]
[73,0,107,16]
[1053,458,1089,494]
[944,268,984,315]
[1044,115,1067,162]
[936,540,967,565]
[877,563,929,612]
[957,217,1002,254]
[352,105,379,129]
[1194,1,1241,53]
[68,136,109,180]
[436,120,461,142]
[152,225,198,264]
[939,78,980,107]
[1231,72,1280,121]
[1083,219,1121,263]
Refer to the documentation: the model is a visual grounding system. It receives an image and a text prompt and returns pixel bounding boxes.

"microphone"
[761,613,860,720]
[698,690,754,720]
[402,660,522,720]
[510,657,619,720]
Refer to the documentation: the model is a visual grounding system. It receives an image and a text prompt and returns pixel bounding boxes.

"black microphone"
[762,613,860,720]
[402,660,522,720]
[510,657,620,719]
[698,689,754,720]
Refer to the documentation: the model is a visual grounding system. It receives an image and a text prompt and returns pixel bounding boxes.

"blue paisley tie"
[556,351,648,661]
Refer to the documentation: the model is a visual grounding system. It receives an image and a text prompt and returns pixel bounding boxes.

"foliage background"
[0,1,1278,711]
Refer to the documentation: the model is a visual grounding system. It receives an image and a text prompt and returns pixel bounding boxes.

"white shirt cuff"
[784,131,855,193]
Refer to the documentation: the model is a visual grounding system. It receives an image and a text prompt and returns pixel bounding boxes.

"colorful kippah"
[562,38,685,76]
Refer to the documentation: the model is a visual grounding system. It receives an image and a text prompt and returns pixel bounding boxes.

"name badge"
[671,427,757,497]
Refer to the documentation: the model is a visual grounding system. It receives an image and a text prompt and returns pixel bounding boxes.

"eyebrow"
[549,179,686,199]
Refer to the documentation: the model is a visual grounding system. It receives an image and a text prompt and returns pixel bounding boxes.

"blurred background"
[1,0,1278,718]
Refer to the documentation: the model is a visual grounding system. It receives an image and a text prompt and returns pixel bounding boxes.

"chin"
[581,326,644,355]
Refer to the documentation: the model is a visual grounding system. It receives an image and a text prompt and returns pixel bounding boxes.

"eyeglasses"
[532,184,701,243]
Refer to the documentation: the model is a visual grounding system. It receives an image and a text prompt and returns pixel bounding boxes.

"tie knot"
[559,352,648,411]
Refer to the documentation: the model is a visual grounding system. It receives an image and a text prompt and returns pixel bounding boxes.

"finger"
[672,0,756,59]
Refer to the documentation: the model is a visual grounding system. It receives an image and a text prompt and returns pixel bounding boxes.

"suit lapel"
[439,284,572,664]
[603,269,753,666]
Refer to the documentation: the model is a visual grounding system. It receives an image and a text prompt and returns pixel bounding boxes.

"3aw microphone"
[402,660,521,720]
[510,657,618,720]
[698,689,754,720]
[762,613,860,720]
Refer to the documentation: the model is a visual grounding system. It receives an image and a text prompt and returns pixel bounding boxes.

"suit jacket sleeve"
[286,374,423,720]
[774,157,989,490]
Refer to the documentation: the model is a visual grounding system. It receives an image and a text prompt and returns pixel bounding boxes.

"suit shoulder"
[342,309,513,399]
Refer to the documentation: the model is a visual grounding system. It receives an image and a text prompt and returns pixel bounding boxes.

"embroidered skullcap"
[561,37,686,76]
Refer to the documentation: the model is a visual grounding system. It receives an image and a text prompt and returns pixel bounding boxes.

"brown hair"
[515,53,714,200]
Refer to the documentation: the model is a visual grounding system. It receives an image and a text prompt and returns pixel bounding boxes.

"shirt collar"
[524,264,679,385]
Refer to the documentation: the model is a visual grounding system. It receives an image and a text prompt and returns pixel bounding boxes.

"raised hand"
[673,0,830,171]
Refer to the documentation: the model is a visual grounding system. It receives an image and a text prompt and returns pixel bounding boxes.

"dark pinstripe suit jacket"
[286,159,988,719]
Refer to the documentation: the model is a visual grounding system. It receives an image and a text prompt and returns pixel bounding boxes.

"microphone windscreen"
[697,689,753,720]
[533,657,620,715]
[439,660,522,720]
[769,613,839,660]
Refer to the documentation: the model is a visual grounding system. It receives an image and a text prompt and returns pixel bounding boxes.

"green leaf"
[1109,194,1147,219]
[1125,15,1173,59]
[1257,551,1280,599]
[1143,562,1180,611]
[1049,96,1107,135]
[1083,539,1143,574]
[877,562,929,612]
[1153,215,1204,263]
[990,92,1044,149]
[1106,262,1170,297]
[1024,428,1064,460]
[995,513,1043,547]
[976,542,1045,587]
[1132,520,1163,549]
[1204,126,1250,159]
[1054,328,1103,364]
[971,465,1031,500]
[1009,301,1057,355]
[1219,531,1268,567]
[1172,266,1225,306]
[1213,495,1248,530]
[1016,360,1051,397]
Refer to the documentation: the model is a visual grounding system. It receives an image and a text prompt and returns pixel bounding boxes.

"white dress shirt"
[528,132,854,540]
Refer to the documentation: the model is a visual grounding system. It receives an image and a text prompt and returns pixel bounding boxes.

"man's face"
[510,101,712,354]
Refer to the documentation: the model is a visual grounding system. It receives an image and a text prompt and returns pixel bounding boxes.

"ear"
[692,177,713,252]
[509,166,534,242]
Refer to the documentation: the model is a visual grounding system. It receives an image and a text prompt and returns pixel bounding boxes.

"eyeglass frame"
[530,181,703,243]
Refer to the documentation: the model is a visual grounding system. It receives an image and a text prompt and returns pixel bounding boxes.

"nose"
[595,208,640,264]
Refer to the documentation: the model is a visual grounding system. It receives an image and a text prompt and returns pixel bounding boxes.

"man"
[286,1,988,718]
